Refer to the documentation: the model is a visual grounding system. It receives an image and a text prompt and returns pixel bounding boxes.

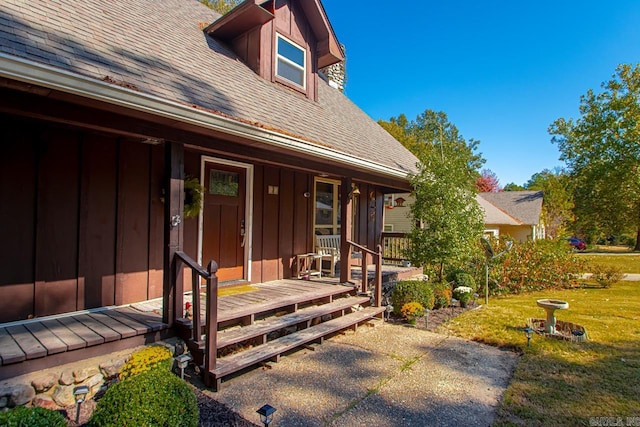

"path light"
[385,304,393,321]
[73,385,90,424]
[523,326,534,347]
[257,404,276,427]
[175,353,192,379]
[572,329,585,343]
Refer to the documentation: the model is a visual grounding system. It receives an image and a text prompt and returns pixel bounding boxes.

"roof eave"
[0,53,409,182]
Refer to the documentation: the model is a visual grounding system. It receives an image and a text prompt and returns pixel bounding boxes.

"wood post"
[340,177,352,283]
[204,260,219,387]
[163,141,184,327]
[375,244,382,307]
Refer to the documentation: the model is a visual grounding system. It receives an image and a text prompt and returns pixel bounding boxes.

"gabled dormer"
[205,0,344,101]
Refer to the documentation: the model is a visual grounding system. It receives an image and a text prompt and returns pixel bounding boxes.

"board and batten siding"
[0,116,164,323]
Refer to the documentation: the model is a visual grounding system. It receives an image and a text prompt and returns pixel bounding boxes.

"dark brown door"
[202,163,246,282]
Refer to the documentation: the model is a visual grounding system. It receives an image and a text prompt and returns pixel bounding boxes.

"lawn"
[578,253,640,274]
[438,282,640,426]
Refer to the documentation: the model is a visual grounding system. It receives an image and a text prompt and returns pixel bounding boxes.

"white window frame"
[276,33,306,89]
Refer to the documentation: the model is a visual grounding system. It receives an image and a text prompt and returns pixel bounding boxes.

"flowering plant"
[401,302,425,324]
[452,286,473,307]
[119,345,173,380]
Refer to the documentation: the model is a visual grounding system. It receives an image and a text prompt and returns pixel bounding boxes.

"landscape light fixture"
[523,326,534,347]
[257,404,276,427]
[73,385,90,424]
[175,353,192,379]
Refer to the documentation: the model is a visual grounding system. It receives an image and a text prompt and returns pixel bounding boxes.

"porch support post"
[163,141,184,326]
[340,177,352,284]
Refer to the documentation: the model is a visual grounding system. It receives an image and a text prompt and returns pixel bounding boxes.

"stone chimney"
[320,44,346,92]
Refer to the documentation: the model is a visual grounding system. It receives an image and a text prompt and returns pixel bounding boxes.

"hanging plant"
[183,176,204,219]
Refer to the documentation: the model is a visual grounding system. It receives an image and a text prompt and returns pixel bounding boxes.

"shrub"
[432,281,452,309]
[0,406,66,427]
[452,286,474,307]
[590,264,624,288]
[89,368,198,427]
[119,345,173,380]
[451,271,476,291]
[391,280,434,314]
[489,240,586,295]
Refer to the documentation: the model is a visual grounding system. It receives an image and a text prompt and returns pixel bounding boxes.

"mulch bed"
[61,302,478,426]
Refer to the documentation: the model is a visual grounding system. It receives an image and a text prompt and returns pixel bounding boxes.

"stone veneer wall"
[0,339,181,411]
[320,44,346,91]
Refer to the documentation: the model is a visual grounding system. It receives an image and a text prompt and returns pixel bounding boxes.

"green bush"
[590,264,624,288]
[451,271,476,291]
[89,368,198,427]
[431,281,452,309]
[0,406,66,427]
[391,280,434,314]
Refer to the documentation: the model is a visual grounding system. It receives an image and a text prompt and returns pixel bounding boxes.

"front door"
[202,162,246,282]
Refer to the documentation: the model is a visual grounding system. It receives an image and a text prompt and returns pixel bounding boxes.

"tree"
[503,182,525,191]
[200,0,240,14]
[525,168,574,239]
[475,169,501,192]
[549,63,640,250]
[380,110,485,280]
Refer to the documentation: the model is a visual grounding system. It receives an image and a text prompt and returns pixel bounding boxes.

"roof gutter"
[0,54,411,181]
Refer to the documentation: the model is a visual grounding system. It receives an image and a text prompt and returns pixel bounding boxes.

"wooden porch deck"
[0,277,348,380]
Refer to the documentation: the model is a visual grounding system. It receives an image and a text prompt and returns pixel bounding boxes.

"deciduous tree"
[525,168,573,239]
[476,169,501,192]
[200,0,239,14]
[380,110,485,280]
[549,64,640,250]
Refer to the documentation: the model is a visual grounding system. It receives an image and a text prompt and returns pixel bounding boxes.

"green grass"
[438,282,640,426]
[578,254,640,274]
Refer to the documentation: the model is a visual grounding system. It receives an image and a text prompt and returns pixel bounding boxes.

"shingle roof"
[476,195,521,225]
[0,0,418,176]
[478,191,544,225]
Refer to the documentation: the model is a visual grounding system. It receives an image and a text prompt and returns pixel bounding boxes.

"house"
[0,0,418,388]
[477,191,545,242]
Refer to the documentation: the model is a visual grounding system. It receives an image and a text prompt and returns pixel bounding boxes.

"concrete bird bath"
[536,299,569,334]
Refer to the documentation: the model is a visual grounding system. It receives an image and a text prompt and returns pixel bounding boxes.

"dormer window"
[276,34,306,88]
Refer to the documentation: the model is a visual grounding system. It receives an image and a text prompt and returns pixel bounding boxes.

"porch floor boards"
[0,278,350,368]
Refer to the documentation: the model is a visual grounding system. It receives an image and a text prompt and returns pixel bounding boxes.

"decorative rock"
[85,373,104,391]
[6,384,35,407]
[59,370,74,385]
[31,372,59,392]
[74,367,99,383]
[32,395,59,410]
[52,384,76,407]
[100,359,125,379]
[0,395,8,408]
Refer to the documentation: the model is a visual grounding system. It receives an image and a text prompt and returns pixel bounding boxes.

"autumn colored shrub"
[432,281,452,309]
[589,264,624,288]
[489,239,585,295]
[119,345,173,380]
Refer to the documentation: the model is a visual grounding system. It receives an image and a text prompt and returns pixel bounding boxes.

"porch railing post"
[375,244,383,307]
[204,260,219,387]
[191,268,202,345]
[360,252,368,294]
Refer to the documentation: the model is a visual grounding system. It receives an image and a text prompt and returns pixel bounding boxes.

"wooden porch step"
[214,295,371,349]
[215,282,356,325]
[209,306,385,389]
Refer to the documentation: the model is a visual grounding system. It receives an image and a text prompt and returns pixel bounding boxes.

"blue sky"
[322,1,640,187]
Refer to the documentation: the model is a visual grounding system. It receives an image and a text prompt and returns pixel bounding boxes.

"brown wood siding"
[0,121,37,323]
[261,166,280,280]
[34,130,80,317]
[277,169,295,278]
[115,142,150,305]
[78,135,117,309]
[0,115,165,321]
[251,166,264,282]
[147,144,165,299]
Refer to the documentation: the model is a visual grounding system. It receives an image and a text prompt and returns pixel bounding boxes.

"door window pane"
[209,170,239,196]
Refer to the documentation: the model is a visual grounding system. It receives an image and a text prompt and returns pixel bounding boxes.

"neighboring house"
[383,193,414,233]
[477,191,545,242]
[0,0,418,385]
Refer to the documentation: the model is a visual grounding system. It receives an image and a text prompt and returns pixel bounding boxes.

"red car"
[568,237,586,251]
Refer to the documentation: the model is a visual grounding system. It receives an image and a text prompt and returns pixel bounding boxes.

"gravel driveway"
[205,321,518,426]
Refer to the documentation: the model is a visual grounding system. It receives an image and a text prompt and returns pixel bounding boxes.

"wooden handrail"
[173,251,218,387]
[345,240,382,307]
